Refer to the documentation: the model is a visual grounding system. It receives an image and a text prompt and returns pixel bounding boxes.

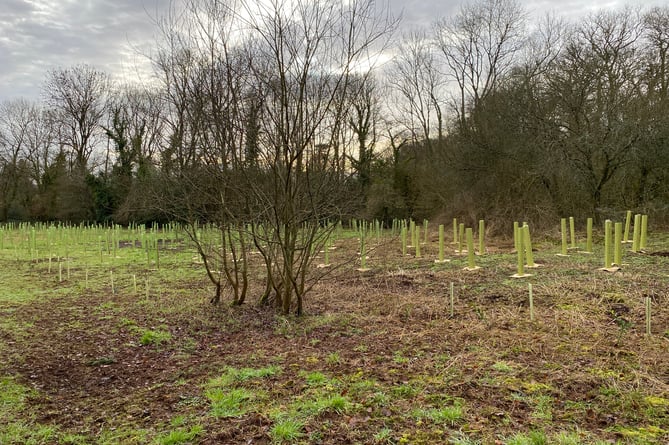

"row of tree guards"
[346,211,650,277]
[0,214,657,334]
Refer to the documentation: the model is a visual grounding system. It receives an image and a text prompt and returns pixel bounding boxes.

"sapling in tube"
[640,214,648,250]
[623,210,632,243]
[645,296,651,335]
[452,218,458,244]
[632,214,641,253]
[524,225,535,268]
[560,218,568,256]
[465,228,479,270]
[569,217,576,250]
[401,226,407,256]
[450,282,454,317]
[458,223,465,254]
[529,283,534,322]
[436,224,446,263]
[585,218,593,253]
[614,222,622,266]
[604,220,612,269]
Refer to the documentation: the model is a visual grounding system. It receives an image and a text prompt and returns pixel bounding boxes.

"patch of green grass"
[504,430,547,445]
[325,352,341,365]
[97,427,151,445]
[302,370,329,386]
[270,418,304,443]
[155,424,203,445]
[491,361,514,373]
[412,404,464,426]
[293,393,351,417]
[373,427,393,443]
[209,365,282,387]
[614,425,668,442]
[0,422,57,445]
[207,387,257,418]
[0,376,31,411]
[530,394,553,421]
[551,431,581,445]
[59,432,90,444]
[391,382,420,398]
[139,329,172,346]
[393,350,410,365]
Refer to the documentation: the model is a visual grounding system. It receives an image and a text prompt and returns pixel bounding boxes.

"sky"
[0,0,666,103]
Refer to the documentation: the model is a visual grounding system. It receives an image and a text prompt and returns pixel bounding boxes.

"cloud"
[0,0,665,103]
[0,0,170,101]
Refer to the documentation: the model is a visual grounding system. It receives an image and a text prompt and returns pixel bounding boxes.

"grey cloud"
[0,0,664,102]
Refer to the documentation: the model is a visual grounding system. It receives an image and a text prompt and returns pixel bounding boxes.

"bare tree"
[238,0,397,314]
[0,99,36,219]
[389,30,445,146]
[346,72,381,191]
[435,0,527,132]
[43,65,110,172]
[547,9,644,218]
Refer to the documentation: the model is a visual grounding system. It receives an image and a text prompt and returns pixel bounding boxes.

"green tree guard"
[632,214,641,253]
[401,226,407,256]
[437,224,445,262]
[524,225,535,268]
[560,218,568,256]
[623,210,632,243]
[604,220,612,268]
[614,222,622,266]
[452,218,458,244]
[569,216,576,249]
[640,214,648,250]
[465,228,479,270]
[458,223,465,254]
[586,218,593,253]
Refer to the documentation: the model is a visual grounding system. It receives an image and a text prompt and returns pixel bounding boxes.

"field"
[0,223,668,444]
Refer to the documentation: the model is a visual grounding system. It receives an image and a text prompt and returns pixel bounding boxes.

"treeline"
[1,0,668,230]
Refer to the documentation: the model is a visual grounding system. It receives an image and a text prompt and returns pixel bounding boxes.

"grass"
[207,387,257,417]
[269,419,305,443]
[139,328,172,346]
[0,224,668,443]
[155,424,203,445]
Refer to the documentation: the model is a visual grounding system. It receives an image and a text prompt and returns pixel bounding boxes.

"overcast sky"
[0,0,666,103]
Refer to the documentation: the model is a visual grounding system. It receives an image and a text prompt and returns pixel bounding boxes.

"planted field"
[0,224,668,444]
